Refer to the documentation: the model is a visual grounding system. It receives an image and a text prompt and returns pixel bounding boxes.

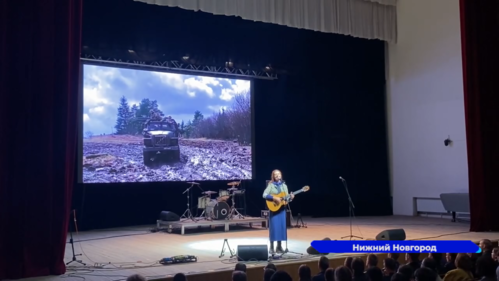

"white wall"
[386,0,469,216]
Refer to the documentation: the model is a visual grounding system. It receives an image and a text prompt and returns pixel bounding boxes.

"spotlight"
[265,65,272,71]
[182,55,189,60]
[225,61,234,68]
[128,50,135,53]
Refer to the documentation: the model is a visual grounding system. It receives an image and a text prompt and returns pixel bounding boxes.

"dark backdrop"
[75,0,391,230]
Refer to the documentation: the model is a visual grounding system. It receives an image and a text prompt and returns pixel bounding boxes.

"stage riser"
[157,217,267,235]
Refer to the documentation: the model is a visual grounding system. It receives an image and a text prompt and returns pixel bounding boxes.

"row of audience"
[126,239,499,281]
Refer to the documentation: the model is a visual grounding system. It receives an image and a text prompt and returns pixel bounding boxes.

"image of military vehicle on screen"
[81,65,252,183]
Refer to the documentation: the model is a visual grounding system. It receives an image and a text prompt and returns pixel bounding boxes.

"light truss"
[81,55,278,80]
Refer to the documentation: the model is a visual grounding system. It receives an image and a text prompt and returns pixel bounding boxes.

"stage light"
[128,49,135,53]
[182,55,189,60]
[265,65,272,72]
[225,61,234,68]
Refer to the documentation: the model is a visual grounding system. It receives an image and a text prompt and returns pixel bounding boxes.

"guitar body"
[266,186,310,213]
[266,192,288,212]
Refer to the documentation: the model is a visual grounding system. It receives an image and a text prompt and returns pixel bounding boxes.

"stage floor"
[24,216,498,281]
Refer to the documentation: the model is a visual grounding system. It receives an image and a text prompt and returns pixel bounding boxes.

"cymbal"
[228,187,238,191]
[203,191,217,195]
[227,181,240,186]
[187,182,200,185]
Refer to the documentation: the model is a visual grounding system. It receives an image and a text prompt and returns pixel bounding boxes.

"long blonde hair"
[270,169,282,183]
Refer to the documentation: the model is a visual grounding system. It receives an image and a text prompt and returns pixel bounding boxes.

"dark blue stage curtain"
[0,0,82,279]
[460,0,499,231]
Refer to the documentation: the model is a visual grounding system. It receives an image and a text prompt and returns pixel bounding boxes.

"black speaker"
[306,237,331,255]
[375,229,406,241]
[237,244,268,261]
[159,211,180,222]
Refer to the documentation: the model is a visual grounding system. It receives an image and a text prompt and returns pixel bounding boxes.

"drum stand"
[180,183,197,222]
[198,202,213,221]
[228,195,244,219]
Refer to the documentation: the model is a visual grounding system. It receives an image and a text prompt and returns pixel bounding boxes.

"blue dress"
[263,181,288,242]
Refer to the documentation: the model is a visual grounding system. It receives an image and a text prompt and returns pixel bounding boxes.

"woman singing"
[263,169,294,254]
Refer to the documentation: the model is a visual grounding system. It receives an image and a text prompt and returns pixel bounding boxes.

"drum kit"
[197,181,245,221]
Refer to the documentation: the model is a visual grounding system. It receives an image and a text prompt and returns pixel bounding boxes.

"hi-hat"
[227,181,240,186]
[228,187,238,191]
[203,191,217,195]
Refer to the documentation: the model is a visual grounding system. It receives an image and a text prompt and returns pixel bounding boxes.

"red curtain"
[0,0,82,279]
[460,0,499,231]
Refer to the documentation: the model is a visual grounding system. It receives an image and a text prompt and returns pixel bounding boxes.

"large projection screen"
[79,63,254,183]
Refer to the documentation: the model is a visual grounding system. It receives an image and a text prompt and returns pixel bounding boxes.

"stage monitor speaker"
[159,211,180,222]
[237,245,268,261]
[375,229,406,241]
[306,237,331,255]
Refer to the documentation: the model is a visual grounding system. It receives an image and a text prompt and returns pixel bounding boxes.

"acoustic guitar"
[266,186,310,212]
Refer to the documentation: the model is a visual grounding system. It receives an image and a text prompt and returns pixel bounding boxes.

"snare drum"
[197,196,210,209]
[217,189,230,202]
[206,201,230,220]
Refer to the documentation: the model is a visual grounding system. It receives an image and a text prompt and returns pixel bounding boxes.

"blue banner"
[310,240,481,254]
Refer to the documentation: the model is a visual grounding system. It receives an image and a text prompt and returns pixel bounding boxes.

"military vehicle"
[142,119,180,165]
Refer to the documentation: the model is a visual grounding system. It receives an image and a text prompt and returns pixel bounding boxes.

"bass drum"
[206,201,230,220]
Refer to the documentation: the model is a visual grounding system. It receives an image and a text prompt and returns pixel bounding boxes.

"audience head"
[127,274,147,281]
[414,267,437,281]
[384,258,397,273]
[397,265,414,280]
[445,253,457,263]
[344,257,354,270]
[270,270,292,281]
[455,253,473,272]
[479,239,493,252]
[476,255,497,278]
[421,258,438,273]
[325,268,335,281]
[173,273,187,281]
[406,253,420,263]
[492,247,499,260]
[389,253,400,261]
[319,256,330,272]
[367,254,379,268]
[391,273,408,281]
[428,253,442,264]
[299,264,312,281]
[264,269,276,281]
[352,257,366,276]
[235,262,247,272]
[366,267,383,281]
[266,262,277,271]
[232,270,247,281]
[335,266,353,281]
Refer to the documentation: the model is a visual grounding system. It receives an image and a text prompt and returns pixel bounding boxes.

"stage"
[30,216,497,281]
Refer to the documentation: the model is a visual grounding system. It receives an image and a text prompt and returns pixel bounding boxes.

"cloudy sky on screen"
[83,64,251,135]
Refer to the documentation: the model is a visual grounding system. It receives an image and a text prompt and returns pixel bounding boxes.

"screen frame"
[77,59,256,184]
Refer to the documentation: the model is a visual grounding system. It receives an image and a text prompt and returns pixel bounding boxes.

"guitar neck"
[292,189,304,196]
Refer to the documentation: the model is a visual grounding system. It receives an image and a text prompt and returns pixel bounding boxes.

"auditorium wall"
[386,0,468,215]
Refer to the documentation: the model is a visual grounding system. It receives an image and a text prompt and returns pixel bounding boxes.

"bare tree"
[188,91,251,144]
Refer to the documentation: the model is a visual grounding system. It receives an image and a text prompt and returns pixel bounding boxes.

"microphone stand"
[66,210,85,266]
[339,177,363,240]
[180,183,197,222]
